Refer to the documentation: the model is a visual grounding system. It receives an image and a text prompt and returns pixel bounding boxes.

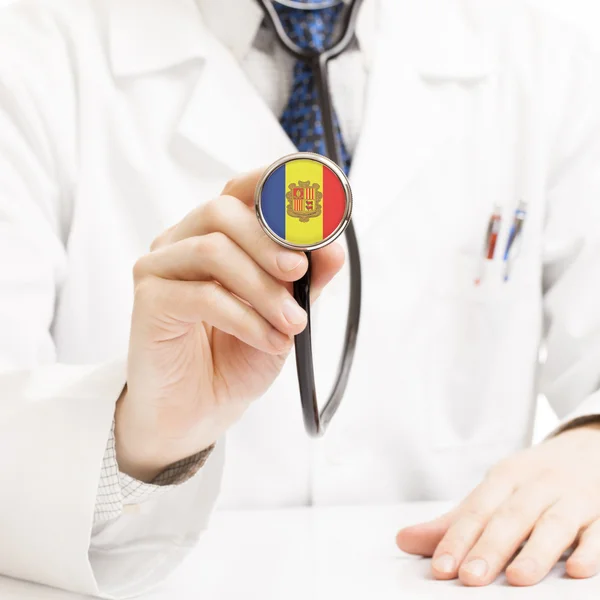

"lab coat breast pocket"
[422,251,542,452]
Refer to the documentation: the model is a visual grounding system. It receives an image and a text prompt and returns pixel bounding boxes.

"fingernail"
[463,559,488,579]
[277,252,303,272]
[282,298,306,325]
[268,328,291,351]
[433,554,456,574]
[511,558,538,575]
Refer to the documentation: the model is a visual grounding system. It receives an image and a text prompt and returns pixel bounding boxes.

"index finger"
[149,167,267,252]
[431,474,515,579]
[151,165,344,291]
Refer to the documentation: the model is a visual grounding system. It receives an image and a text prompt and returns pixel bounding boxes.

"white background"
[1,0,599,439]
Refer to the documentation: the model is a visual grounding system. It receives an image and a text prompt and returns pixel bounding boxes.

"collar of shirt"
[195,0,372,64]
[107,0,496,81]
[195,0,263,62]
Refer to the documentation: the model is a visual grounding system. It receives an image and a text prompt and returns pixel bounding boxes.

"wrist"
[114,386,216,482]
[114,387,164,481]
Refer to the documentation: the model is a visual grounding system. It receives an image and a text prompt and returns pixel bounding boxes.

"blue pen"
[503,200,527,282]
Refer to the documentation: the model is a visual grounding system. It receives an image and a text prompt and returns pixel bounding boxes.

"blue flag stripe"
[260,164,286,239]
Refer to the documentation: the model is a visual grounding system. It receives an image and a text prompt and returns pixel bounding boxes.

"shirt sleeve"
[95,423,215,524]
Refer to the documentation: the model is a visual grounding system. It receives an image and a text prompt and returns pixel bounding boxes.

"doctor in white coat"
[2,0,600,597]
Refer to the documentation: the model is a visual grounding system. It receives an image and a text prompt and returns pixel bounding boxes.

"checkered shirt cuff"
[94,422,214,523]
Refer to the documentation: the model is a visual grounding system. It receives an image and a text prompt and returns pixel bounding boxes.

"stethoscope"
[254,0,364,437]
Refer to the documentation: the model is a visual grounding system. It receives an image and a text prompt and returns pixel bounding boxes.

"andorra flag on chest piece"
[255,153,352,251]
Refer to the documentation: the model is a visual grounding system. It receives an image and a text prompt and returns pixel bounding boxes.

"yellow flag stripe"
[285,159,323,245]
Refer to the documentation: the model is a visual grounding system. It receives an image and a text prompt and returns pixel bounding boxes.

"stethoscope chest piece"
[255,152,352,252]
[255,152,355,437]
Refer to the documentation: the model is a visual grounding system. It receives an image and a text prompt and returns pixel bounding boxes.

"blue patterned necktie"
[274,1,352,173]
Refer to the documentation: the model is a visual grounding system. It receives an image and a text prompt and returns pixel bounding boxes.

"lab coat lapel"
[175,48,296,174]
[108,0,294,174]
[108,0,209,76]
[350,0,497,237]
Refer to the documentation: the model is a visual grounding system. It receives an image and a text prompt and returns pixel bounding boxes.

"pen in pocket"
[475,205,502,285]
[503,200,527,282]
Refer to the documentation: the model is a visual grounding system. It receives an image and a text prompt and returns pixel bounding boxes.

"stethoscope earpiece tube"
[255,0,363,437]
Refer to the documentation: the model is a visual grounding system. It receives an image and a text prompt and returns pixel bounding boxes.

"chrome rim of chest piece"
[255,152,353,252]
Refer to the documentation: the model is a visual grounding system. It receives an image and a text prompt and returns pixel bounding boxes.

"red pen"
[475,205,502,285]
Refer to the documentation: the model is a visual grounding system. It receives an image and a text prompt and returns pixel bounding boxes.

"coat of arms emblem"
[286,181,323,223]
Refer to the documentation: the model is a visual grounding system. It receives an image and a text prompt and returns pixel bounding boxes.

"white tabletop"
[1,502,599,599]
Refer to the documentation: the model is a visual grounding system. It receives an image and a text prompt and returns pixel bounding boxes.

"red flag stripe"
[322,165,346,239]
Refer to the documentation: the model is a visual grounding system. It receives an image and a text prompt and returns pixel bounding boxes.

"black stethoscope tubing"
[257,0,364,437]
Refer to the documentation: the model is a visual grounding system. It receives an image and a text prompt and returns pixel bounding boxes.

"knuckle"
[149,235,163,252]
[218,193,240,210]
[201,198,225,228]
[439,529,468,549]
[188,231,229,259]
[203,231,229,255]
[220,177,239,196]
[202,195,246,237]
[539,510,578,535]
[187,236,207,258]
[534,467,561,487]
[150,226,173,251]
[254,224,279,255]
[493,503,525,524]
[132,254,151,282]
[534,477,562,500]
[198,280,222,306]
[237,301,259,333]
[486,458,515,481]
[133,276,161,309]
[460,508,489,529]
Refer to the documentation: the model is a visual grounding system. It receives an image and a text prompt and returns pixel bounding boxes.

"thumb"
[396,510,456,557]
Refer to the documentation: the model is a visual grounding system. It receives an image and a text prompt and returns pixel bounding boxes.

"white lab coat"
[1,0,600,596]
